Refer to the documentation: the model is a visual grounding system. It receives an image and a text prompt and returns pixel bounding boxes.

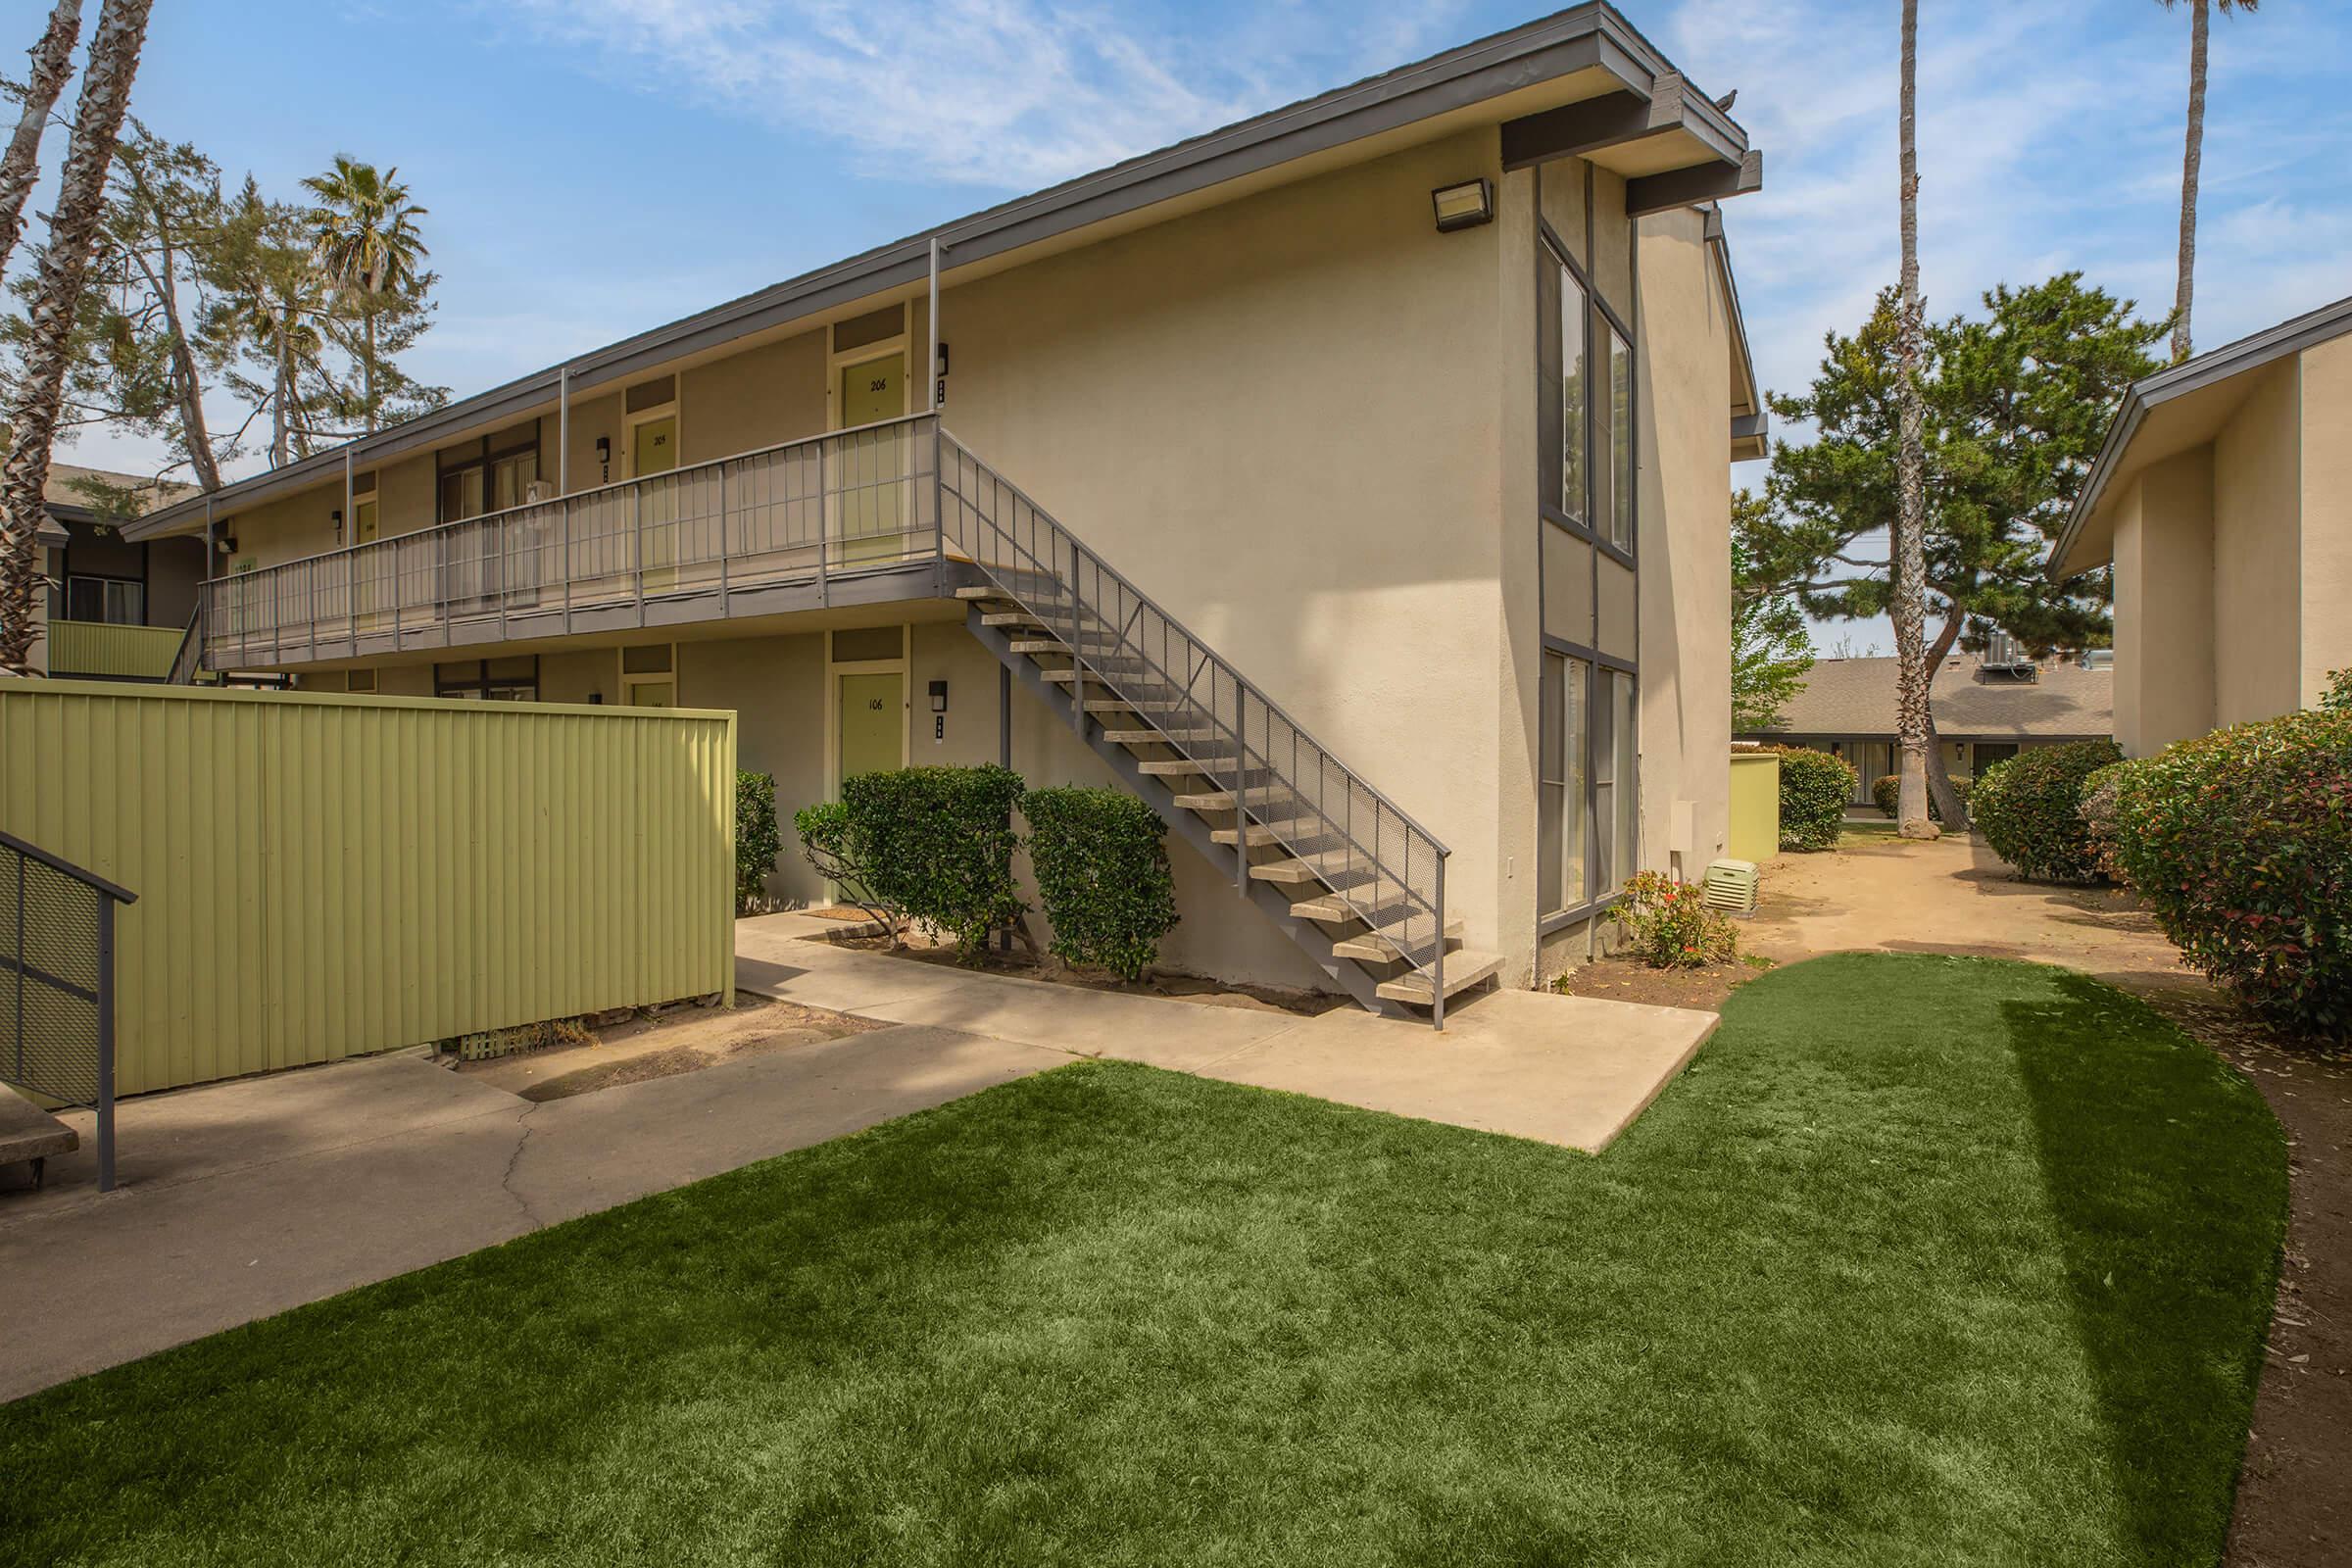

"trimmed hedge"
[1872,771,1972,823]
[1764,746,1858,852]
[796,765,1028,957]
[1970,740,2123,882]
[2107,709,2352,1039]
[1024,786,1180,981]
[735,770,782,913]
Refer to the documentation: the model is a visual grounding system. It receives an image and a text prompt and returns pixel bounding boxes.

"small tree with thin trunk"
[0,0,152,674]
[2157,0,2258,365]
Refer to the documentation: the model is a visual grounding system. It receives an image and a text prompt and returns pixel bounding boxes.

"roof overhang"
[2047,292,2352,580]
[130,2,1756,542]
[1705,205,1767,461]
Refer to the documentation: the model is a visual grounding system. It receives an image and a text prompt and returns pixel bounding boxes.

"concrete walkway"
[735,913,1713,1151]
[1,916,1709,1402]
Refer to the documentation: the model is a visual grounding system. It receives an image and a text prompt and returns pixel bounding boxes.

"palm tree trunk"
[1892,0,1936,839]
[0,0,80,281]
[2173,0,2208,364]
[0,0,151,674]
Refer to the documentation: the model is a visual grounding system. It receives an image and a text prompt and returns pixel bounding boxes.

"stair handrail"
[166,602,204,685]
[937,433,1452,998]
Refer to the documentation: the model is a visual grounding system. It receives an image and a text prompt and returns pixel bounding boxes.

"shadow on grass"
[2007,971,2287,1563]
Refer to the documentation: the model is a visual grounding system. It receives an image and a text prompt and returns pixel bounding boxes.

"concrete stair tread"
[1332,919,1465,962]
[1249,854,1377,890]
[1103,727,1225,747]
[1375,951,1503,1004]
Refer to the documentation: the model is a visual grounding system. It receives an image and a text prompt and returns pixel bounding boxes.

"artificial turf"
[0,955,2286,1566]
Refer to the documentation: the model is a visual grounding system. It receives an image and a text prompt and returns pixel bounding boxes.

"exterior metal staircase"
[936,430,1500,1025]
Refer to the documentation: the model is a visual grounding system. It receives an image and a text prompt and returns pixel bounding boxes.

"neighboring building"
[1740,654,2114,808]
[122,4,1766,1010]
[2047,294,2352,757]
[33,465,205,681]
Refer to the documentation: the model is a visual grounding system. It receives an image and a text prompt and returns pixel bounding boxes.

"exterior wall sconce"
[1431,178,1494,233]
[217,534,238,556]
[330,508,343,543]
[595,435,612,481]
[929,679,949,742]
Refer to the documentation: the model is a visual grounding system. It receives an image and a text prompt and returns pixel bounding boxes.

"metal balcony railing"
[1,829,135,1191]
[936,432,1453,1018]
[198,414,942,669]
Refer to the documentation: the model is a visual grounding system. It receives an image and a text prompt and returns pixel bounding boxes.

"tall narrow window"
[1602,324,1635,551]
[1540,652,1591,915]
[1560,269,1589,522]
[1594,668,1638,888]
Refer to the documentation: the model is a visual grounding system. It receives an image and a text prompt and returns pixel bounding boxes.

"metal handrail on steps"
[936,431,1451,1020]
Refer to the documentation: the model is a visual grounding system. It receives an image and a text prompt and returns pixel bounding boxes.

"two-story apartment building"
[29,465,204,681]
[126,3,1765,1017]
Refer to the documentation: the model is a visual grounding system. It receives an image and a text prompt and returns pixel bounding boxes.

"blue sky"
[44,0,2352,653]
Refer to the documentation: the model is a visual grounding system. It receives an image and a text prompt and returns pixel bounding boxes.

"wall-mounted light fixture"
[936,342,951,376]
[595,435,612,481]
[929,678,949,742]
[330,508,344,543]
[1430,178,1494,233]
[217,534,238,557]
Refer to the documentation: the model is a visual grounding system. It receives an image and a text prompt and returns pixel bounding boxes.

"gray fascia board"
[2046,290,2352,579]
[134,1,1757,541]
[1625,148,1763,216]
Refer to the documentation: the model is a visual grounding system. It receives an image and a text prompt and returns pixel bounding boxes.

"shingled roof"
[1744,657,2113,741]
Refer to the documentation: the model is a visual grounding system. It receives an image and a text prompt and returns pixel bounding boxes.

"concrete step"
[1248,854,1378,891]
[980,612,1045,629]
[1137,758,1229,777]
[1172,790,1236,810]
[1208,822,1289,848]
[1332,919,1465,963]
[1375,951,1503,1005]
[1102,727,1226,748]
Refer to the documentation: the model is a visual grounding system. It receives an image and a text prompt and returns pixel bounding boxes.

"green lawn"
[0,956,2285,1566]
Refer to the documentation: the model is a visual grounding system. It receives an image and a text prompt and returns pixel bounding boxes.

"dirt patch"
[1550,956,1769,1012]
[831,932,1346,1017]
[459,993,885,1102]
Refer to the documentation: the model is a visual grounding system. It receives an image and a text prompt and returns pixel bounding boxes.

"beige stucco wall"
[2298,336,2352,706]
[1632,206,1733,882]
[932,127,1510,964]
[2111,450,2217,756]
[2211,359,2303,728]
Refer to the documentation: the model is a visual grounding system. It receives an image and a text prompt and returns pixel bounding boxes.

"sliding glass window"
[1539,652,1590,918]
[1595,323,1635,553]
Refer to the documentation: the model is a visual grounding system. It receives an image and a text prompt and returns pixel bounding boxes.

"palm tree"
[1890,0,1934,837]
[2158,0,2257,364]
[0,0,151,674]
[300,155,428,432]
[0,1,81,281]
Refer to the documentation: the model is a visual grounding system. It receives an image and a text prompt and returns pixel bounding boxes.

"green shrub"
[2107,708,2352,1039]
[2075,759,2136,882]
[735,770,782,913]
[2323,668,2352,712]
[1763,746,1857,852]
[1970,740,2122,881]
[1609,870,1739,968]
[794,765,1028,957]
[1023,786,1180,981]
[1871,770,1973,822]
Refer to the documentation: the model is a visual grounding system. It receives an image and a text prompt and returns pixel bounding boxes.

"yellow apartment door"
[634,415,679,591]
[837,671,903,785]
[352,497,385,630]
[627,680,674,708]
[836,355,905,563]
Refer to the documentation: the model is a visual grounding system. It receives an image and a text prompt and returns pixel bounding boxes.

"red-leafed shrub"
[2107,708,2352,1040]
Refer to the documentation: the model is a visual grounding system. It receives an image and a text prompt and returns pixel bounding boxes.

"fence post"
[95,895,117,1193]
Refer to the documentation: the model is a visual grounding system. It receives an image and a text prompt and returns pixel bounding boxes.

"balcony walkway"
[199,414,966,671]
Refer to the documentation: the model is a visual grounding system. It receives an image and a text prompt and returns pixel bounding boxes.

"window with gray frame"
[1536,196,1640,924]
